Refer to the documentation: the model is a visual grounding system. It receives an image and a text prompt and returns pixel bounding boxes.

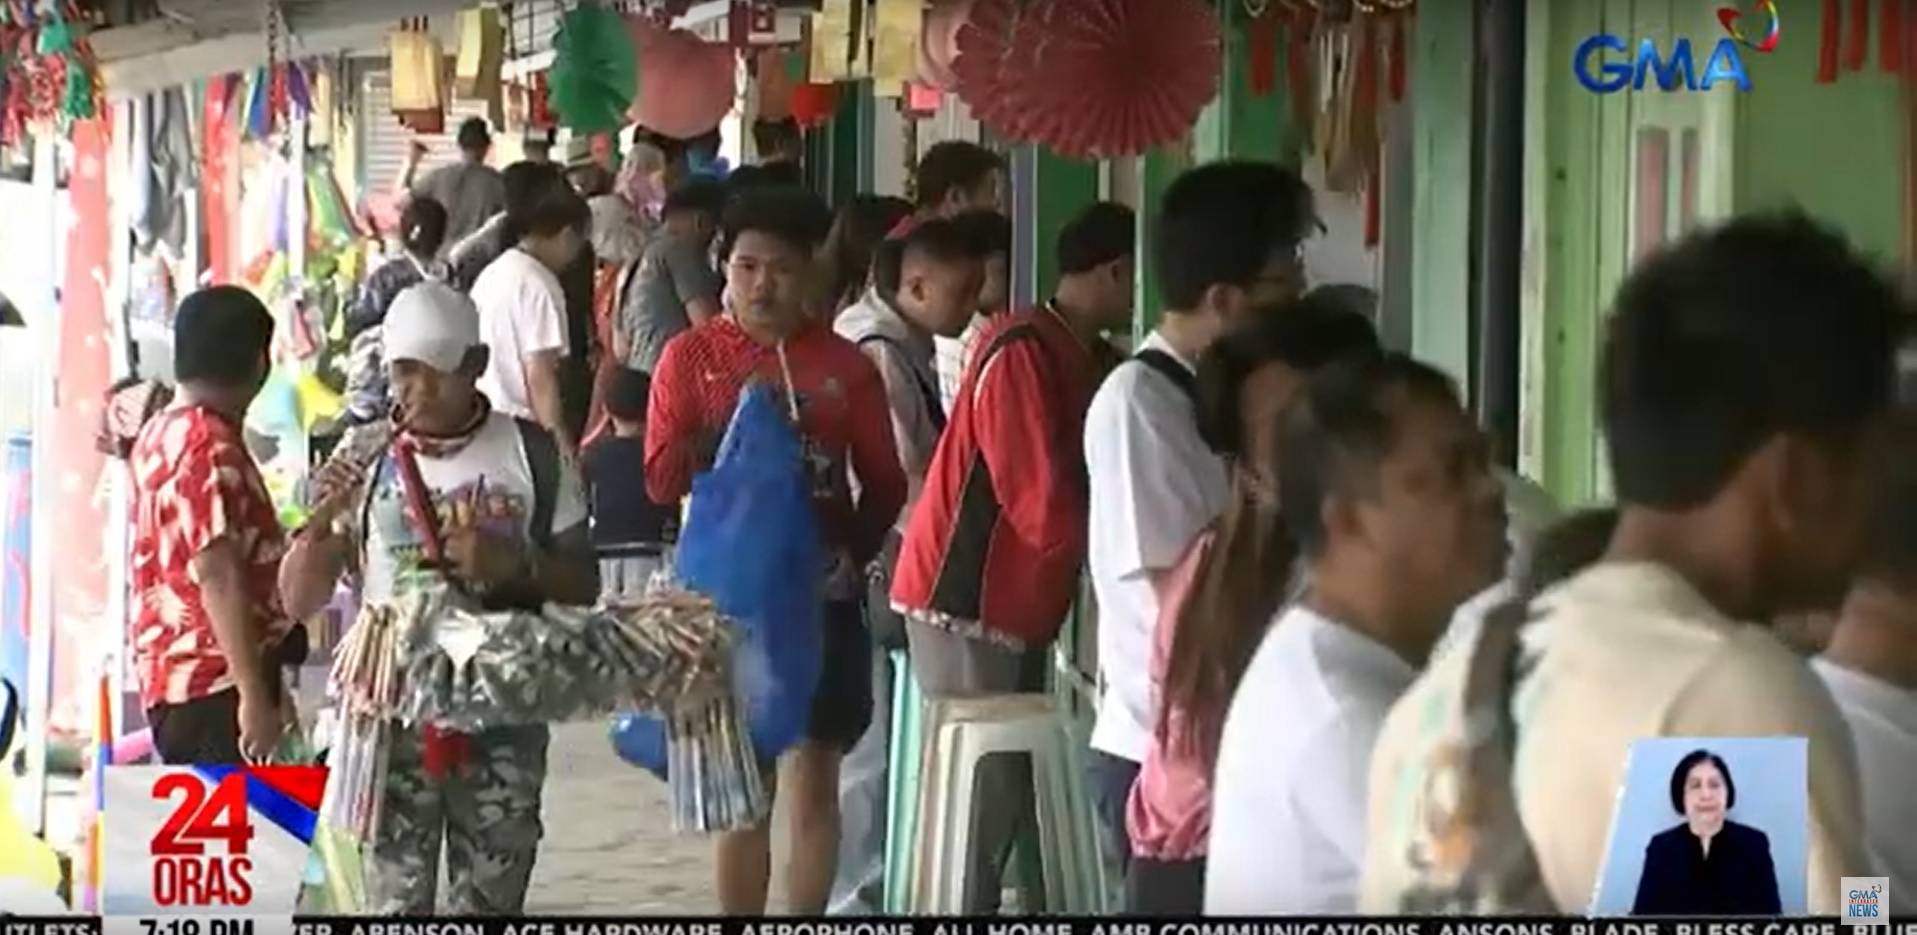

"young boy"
[584,367,678,596]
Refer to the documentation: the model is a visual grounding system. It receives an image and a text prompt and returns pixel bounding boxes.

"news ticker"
[3,918,1914,935]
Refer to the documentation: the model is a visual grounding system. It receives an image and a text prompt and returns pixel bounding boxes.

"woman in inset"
[1631,749,1782,915]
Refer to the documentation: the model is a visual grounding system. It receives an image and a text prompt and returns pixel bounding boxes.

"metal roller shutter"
[357,67,496,197]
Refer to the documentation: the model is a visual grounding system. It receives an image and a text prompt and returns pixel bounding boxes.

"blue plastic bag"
[611,383,823,773]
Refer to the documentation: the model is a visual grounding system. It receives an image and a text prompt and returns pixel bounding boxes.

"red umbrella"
[626,27,737,138]
[1011,0,1223,157]
[789,82,839,128]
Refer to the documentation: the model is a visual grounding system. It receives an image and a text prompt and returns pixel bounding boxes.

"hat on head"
[383,281,481,372]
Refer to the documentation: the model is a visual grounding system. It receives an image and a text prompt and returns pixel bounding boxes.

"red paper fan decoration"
[1014,0,1223,157]
[627,28,738,138]
[917,0,973,90]
[950,0,1042,143]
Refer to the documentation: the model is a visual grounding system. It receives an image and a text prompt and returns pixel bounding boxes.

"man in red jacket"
[888,200,1136,911]
[644,188,907,915]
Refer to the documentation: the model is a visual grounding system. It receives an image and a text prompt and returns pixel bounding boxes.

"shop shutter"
[357,67,495,198]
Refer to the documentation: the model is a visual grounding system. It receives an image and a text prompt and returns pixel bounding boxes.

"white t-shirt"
[1360,562,1873,914]
[360,412,589,602]
[1084,332,1230,763]
[1812,656,1917,912]
[1206,604,1418,914]
[470,248,571,421]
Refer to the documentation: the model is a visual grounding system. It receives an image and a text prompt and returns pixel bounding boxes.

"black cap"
[1057,201,1137,275]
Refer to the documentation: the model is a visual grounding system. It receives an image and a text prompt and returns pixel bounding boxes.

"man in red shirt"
[888,200,1137,910]
[129,286,292,764]
[645,188,908,915]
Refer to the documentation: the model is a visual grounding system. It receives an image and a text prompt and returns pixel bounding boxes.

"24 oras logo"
[111,764,328,912]
[1574,1,1779,93]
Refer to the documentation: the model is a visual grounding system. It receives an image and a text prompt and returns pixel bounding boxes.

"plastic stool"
[909,694,1103,913]
[881,649,921,913]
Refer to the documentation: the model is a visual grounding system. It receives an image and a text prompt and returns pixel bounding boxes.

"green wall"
[1733,26,1904,259]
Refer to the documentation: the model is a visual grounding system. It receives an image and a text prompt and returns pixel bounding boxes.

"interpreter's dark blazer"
[1631,819,1782,916]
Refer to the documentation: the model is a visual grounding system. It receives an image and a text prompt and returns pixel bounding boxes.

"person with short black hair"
[892,141,1005,238]
[646,186,905,916]
[1817,412,1917,905]
[471,176,591,457]
[402,118,507,258]
[1127,299,1380,915]
[888,200,1136,912]
[1362,210,1898,914]
[130,286,293,764]
[1207,352,1502,914]
[583,367,678,596]
[754,118,803,166]
[1632,749,1781,915]
[827,217,986,913]
[931,209,1014,410]
[1084,161,1316,882]
[619,177,728,374]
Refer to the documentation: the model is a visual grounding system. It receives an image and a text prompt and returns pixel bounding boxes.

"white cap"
[383,280,481,372]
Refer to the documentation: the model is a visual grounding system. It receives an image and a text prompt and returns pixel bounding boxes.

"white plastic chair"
[909,694,1105,913]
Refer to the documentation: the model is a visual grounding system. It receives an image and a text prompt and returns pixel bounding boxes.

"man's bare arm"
[193,538,274,698]
[523,349,576,456]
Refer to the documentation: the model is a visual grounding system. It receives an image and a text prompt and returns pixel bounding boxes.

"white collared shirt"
[1206,604,1420,914]
[1084,331,1231,764]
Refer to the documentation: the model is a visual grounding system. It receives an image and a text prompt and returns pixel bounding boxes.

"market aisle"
[528,719,774,913]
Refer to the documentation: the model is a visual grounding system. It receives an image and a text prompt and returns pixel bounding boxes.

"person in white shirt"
[1205,352,1504,914]
[827,218,984,915]
[1361,211,1895,915]
[1083,160,1317,878]
[470,176,590,458]
[1817,414,1917,913]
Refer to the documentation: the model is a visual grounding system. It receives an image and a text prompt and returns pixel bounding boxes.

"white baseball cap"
[383,280,481,372]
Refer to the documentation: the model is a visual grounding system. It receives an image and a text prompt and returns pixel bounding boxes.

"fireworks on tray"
[665,694,771,833]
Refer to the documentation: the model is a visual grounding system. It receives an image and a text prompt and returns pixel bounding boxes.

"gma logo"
[1573,36,1752,93]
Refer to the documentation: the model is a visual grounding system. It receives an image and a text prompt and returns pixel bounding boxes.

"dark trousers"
[1087,749,1139,884]
[1126,855,1206,915]
[147,689,244,765]
[906,621,1049,913]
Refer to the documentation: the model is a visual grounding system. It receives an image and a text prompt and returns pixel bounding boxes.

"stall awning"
[91,0,474,100]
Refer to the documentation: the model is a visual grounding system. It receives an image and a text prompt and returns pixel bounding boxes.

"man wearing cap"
[402,117,508,258]
[129,286,293,763]
[280,281,598,913]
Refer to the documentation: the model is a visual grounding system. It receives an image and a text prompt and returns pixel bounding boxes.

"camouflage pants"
[367,722,552,914]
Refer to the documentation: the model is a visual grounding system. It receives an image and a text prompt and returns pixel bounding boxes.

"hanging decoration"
[1246,0,1280,96]
[549,3,639,134]
[918,0,972,90]
[388,17,447,133]
[0,0,102,142]
[788,81,839,128]
[626,15,737,139]
[754,47,797,120]
[999,0,1224,157]
[1883,0,1905,72]
[950,0,1039,143]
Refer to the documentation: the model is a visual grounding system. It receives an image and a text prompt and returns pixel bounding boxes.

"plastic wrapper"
[330,586,734,732]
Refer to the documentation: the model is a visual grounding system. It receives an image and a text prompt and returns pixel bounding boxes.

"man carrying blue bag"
[644,188,907,915]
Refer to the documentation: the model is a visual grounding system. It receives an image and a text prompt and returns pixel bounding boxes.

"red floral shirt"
[129,404,290,709]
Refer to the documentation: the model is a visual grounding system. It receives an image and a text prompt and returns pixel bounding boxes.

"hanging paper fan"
[627,28,736,139]
[1014,0,1222,157]
[949,0,1043,143]
[549,3,639,134]
[788,82,839,129]
[917,0,974,90]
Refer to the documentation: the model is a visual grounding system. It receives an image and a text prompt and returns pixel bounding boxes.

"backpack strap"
[514,417,562,551]
[1132,347,1196,400]
[856,334,948,433]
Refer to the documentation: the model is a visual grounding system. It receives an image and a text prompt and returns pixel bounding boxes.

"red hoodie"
[889,306,1105,647]
[644,316,906,566]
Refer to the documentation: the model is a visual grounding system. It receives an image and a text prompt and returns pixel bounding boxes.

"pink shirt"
[1125,532,1215,860]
